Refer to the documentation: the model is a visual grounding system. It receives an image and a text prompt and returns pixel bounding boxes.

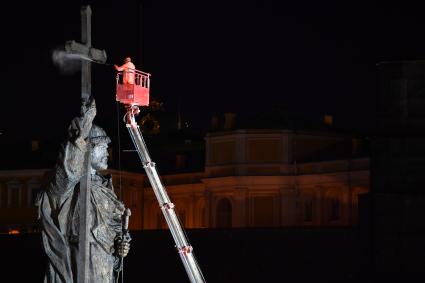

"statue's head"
[89,124,111,172]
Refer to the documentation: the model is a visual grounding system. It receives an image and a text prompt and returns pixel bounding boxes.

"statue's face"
[91,143,109,171]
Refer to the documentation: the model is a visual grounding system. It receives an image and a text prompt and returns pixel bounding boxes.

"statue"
[36,99,130,283]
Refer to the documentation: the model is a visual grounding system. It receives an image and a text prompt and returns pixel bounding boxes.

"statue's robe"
[37,139,125,283]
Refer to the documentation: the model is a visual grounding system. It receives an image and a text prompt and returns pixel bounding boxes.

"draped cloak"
[36,139,125,283]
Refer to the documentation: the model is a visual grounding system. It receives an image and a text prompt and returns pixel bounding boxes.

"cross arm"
[65,40,107,64]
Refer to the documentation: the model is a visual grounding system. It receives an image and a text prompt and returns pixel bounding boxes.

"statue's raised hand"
[78,99,97,139]
[69,98,97,148]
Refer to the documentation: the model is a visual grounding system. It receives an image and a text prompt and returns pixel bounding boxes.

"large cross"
[65,6,107,102]
[64,6,107,283]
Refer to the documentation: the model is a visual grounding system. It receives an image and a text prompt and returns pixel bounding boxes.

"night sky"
[2,0,425,139]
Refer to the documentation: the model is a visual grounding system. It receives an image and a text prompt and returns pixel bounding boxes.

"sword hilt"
[123,208,131,234]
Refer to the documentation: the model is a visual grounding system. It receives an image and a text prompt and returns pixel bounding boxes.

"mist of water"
[52,49,95,74]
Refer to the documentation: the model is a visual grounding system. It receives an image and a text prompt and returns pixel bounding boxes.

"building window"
[131,190,139,209]
[251,196,274,227]
[323,114,333,126]
[10,188,20,208]
[7,181,22,208]
[201,207,206,228]
[176,154,186,170]
[329,197,340,221]
[304,200,313,222]
[0,185,7,208]
[216,198,232,228]
[31,140,39,152]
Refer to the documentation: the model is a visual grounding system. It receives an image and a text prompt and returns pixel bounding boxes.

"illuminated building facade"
[0,129,369,233]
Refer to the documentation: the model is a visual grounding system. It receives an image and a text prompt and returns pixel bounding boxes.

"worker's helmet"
[89,124,111,144]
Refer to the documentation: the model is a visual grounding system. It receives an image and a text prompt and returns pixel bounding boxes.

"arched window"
[195,199,207,228]
[201,207,206,228]
[216,198,232,228]
[304,200,313,222]
[7,180,22,208]
[329,196,340,221]
[0,183,7,208]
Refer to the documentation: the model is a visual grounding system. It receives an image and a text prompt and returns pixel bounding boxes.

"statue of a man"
[37,99,130,282]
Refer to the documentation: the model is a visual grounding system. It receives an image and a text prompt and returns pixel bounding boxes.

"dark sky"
[2,0,425,139]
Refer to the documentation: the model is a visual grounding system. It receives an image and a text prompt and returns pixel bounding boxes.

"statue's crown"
[89,124,111,144]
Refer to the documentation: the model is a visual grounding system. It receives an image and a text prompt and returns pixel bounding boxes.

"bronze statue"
[36,99,130,282]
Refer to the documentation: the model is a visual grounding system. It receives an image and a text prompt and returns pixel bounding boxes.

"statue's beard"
[92,158,108,171]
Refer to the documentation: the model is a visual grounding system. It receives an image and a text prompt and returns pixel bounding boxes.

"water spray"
[52,49,113,73]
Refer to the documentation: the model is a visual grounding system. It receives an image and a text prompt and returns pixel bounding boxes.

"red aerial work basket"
[116,69,151,106]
